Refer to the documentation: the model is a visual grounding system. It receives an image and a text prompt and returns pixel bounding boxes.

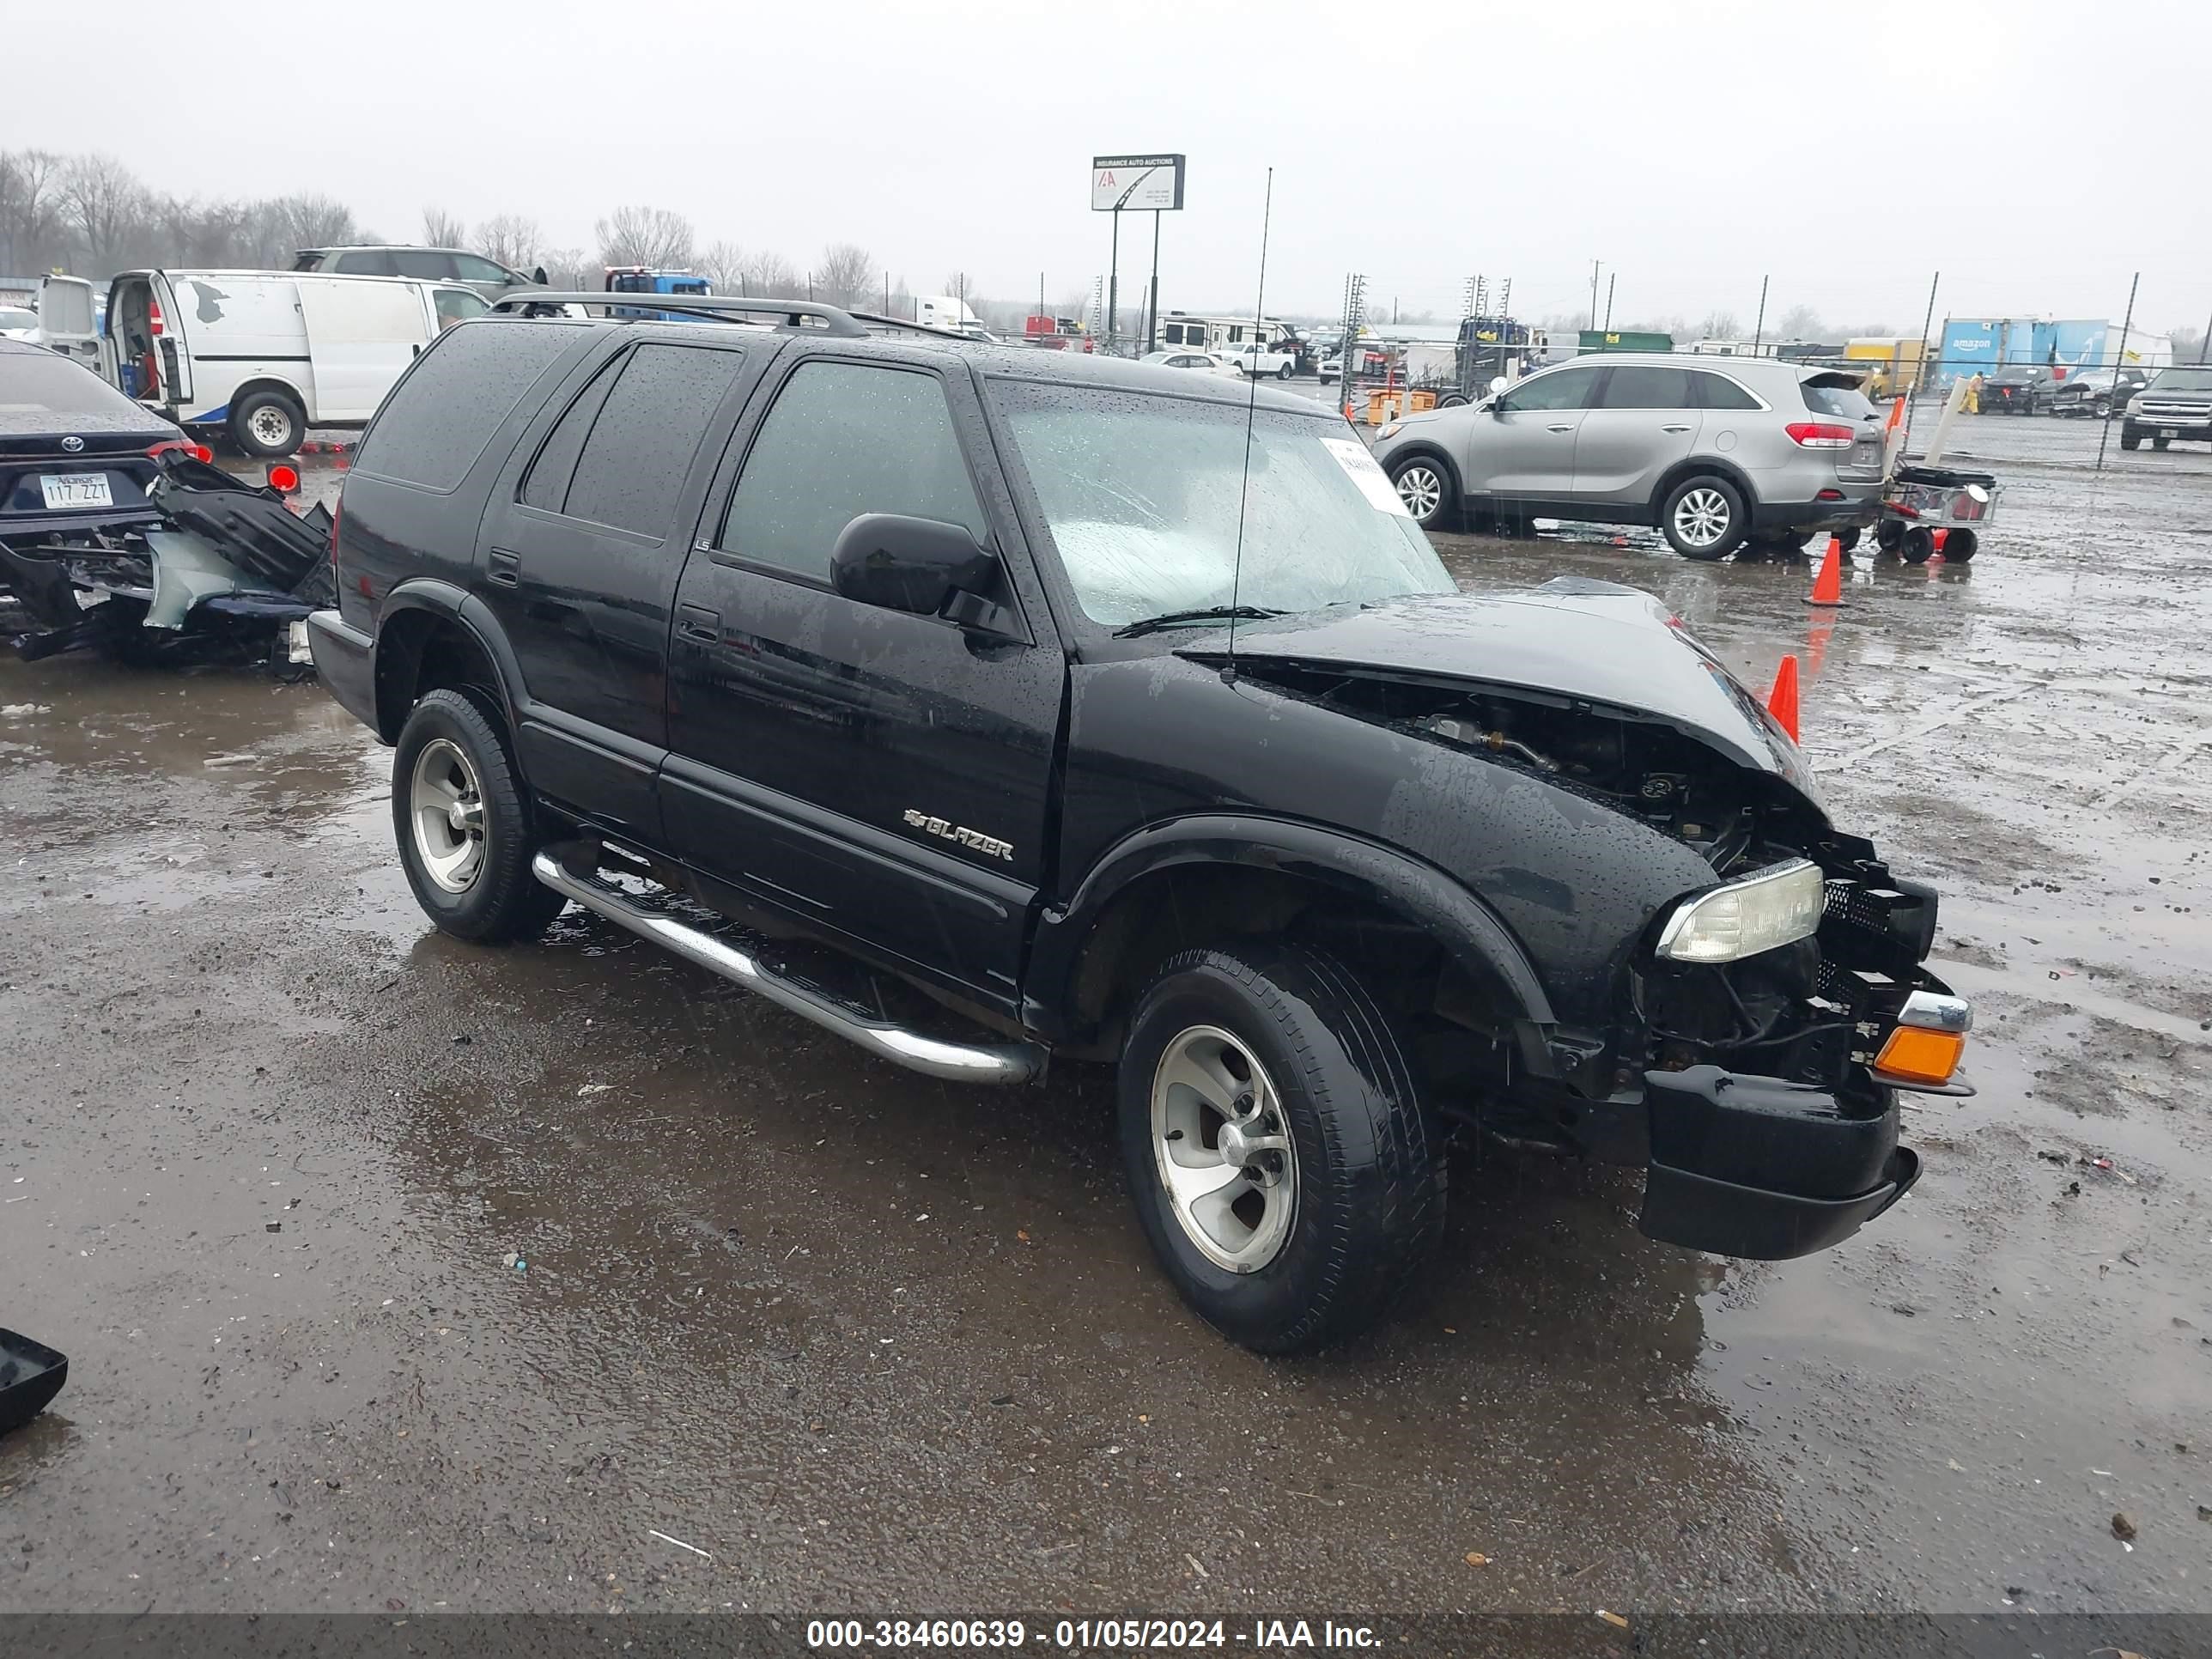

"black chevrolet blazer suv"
[308,297,1972,1353]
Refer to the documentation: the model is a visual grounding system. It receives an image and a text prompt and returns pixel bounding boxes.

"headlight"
[2127,396,2143,415]
[1656,859,1826,963]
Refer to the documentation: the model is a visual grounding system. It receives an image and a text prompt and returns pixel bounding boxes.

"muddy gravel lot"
[3,416,2208,1623]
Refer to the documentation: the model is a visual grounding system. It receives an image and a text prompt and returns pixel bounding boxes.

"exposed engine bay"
[1231,657,1946,1115]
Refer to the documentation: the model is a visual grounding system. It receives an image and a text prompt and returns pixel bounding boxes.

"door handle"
[1661,422,1693,433]
[678,604,721,644]
[487,547,520,588]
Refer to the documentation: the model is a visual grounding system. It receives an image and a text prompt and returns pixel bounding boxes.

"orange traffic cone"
[1804,535,1845,607]
[1766,654,1801,742]
[1931,527,1948,557]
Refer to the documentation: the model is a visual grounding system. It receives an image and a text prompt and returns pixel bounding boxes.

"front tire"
[392,688,568,943]
[1118,945,1445,1354]
[1388,454,1454,531]
[2120,427,2141,452]
[1662,475,1748,561]
[229,388,307,459]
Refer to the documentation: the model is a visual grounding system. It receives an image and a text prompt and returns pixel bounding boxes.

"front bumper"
[307,608,379,732]
[1635,1064,1921,1259]
[2126,416,2212,440]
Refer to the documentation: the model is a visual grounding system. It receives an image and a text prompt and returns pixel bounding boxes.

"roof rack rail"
[487,290,867,337]
[845,310,981,343]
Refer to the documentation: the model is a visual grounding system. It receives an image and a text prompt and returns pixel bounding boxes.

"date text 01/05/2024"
[804,1619,1383,1650]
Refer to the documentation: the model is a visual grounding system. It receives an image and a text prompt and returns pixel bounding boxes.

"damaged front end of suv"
[1158,579,1967,1261]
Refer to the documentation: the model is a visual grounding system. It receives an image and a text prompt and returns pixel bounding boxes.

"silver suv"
[1371,354,1887,560]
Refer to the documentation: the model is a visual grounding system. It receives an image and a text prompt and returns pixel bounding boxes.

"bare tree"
[738,250,799,299]
[1694,310,1741,341]
[813,243,875,308]
[422,206,468,248]
[58,155,146,273]
[268,194,358,259]
[0,149,70,272]
[595,205,694,271]
[1774,303,1825,341]
[538,246,594,289]
[697,240,744,291]
[476,214,544,273]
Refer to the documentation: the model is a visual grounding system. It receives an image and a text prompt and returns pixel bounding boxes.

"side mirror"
[830,514,1003,622]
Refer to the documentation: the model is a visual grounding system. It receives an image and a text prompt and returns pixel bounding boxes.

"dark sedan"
[0,339,194,621]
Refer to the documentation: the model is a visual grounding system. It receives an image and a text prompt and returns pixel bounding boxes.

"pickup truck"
[1220,341,1297,380]
[308,295,1970,1353]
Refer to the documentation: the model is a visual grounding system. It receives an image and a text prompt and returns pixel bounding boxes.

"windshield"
[2150,368,2212,394]
[0,308,37,331]
[989,381,1453,629]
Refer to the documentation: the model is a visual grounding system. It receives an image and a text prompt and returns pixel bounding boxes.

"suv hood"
[1179,580,1819,795]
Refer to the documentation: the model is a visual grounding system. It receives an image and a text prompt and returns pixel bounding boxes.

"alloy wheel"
[1150,1024,1297,1273]
[1672,487,1731,550]
[409,738,488,893]
[1395,464,1443,523]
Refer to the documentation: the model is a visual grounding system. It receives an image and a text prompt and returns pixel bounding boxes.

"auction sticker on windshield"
[1319,436,1410,516]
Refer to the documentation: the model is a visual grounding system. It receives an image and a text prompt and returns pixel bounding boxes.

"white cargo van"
[36,270,490,457]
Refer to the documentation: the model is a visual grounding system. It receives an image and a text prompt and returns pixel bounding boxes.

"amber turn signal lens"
[1875,1025,1965,1085]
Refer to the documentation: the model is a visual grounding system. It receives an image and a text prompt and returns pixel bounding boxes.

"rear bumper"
[307,608,379,733]
[1754,490,1882,532]
[1634,1064,1919,1260]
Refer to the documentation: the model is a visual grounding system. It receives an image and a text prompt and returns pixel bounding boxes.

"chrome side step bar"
[530,845,1046,1085]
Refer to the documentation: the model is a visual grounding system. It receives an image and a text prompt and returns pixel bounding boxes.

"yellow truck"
[1846,337,1927,398]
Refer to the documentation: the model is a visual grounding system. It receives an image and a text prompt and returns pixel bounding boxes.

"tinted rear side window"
[1692,371,1761,410]
[356,322,580,491]
[1598,366,1693,408]
[333,250,396,276]
[562,343,745,538]
[520,353,623,512]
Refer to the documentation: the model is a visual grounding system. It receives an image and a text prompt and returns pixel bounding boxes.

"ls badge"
[902,809,1013,861]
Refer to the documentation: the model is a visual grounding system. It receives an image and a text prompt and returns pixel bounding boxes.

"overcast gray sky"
[8,0,2203,331]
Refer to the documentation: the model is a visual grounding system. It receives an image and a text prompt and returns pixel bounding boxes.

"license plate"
[2160,429,2179,440]
[40,473,113,510]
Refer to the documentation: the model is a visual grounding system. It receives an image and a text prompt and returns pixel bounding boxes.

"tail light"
[265,463,301,495]
[1784,422,1856,448]
[146,440,216,465]
[149,296,165,337]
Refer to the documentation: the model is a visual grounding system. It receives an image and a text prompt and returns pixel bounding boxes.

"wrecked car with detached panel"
[0,338,332,665]
[306,295,1973,1353]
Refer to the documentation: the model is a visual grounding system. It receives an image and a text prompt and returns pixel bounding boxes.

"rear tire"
[1902,527,1936,564]
[229,388,307,459]
[1942,527,1978,562]
[1662,475,1748,561]
[1388,454,1455,531]
[1117,944,1445,1354]
[1276,363,1291,380]
[392,688,568,943]
[2153,435,2172,451]
[1836,526,1862,553]
[1875,520,1905,556]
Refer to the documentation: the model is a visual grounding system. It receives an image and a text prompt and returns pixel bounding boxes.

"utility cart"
[1875,461,1997,563]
